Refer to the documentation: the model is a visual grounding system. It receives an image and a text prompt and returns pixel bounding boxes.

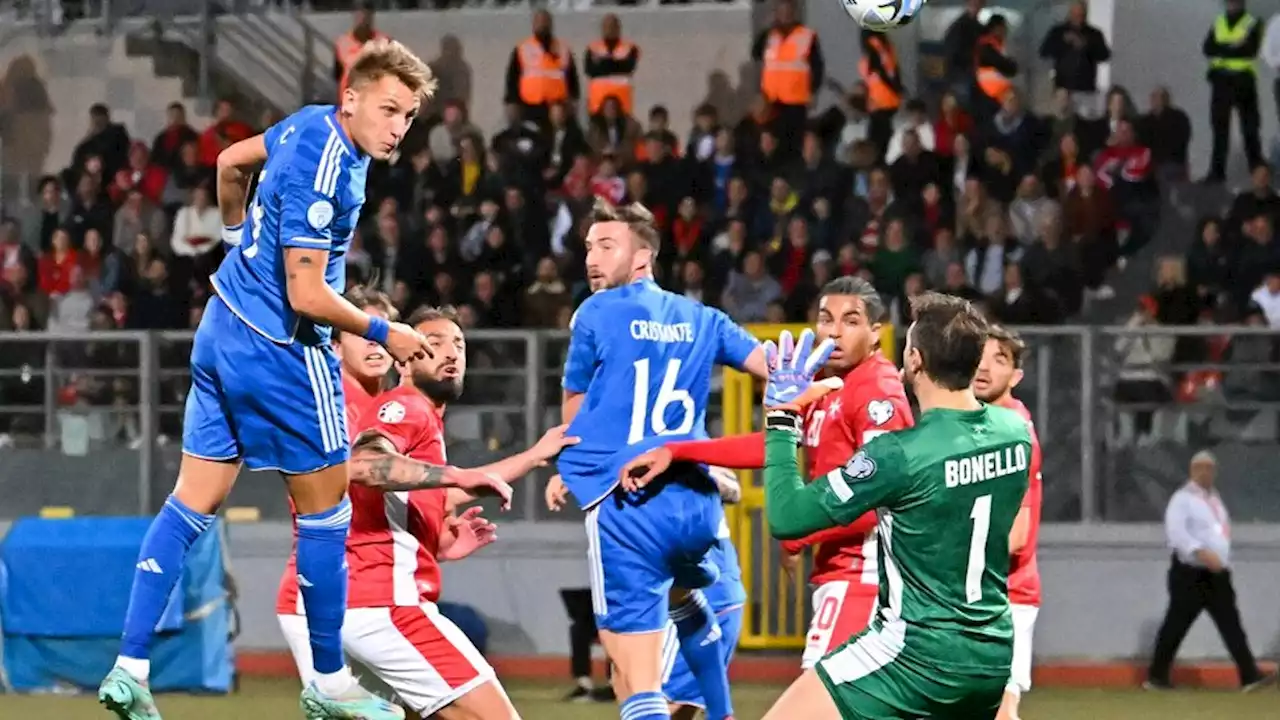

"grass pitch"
[0,678,1273,719]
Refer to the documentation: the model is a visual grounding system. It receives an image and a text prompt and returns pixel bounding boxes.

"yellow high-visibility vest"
[1209,14,1257,74]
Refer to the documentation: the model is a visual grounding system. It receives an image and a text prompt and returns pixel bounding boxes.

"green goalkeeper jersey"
[765,404,1031,675]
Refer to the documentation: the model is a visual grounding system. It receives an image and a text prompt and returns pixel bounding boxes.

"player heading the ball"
[99,40,510,720]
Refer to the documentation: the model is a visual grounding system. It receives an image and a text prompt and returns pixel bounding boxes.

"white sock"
[315,666,355,696]
[115,656,150,682]
[576,676,594,691]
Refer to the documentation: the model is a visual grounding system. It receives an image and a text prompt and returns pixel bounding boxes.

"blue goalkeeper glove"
[762,329,838,409]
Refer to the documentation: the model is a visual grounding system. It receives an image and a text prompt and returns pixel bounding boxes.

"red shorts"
[801,581,878,669]
[279,602,494,715]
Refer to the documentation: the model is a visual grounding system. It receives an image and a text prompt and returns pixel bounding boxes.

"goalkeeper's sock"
[295,496,352,682]
[619,690,670,719]
[670,590,733,720]
[117,495,214,679]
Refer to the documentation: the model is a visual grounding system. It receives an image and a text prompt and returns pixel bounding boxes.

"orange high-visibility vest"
[761,26,815,106]
[336,29,388,97]
[975,35,1013,102]
[518,36,570,106]
[586,39,637,115]
[858,35,901,112]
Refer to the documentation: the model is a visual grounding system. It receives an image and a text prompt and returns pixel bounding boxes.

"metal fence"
[2,325,1279,522]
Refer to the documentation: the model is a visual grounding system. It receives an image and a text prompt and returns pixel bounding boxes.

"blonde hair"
[347,38,438,101]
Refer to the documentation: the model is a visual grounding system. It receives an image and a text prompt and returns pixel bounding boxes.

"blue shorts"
[182,294,349,474]
[584,471,724,634]
[662,605,744,707]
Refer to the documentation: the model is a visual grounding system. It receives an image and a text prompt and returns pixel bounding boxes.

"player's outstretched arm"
[444,425,581,508]
[763,411,840,539]
[349,431,513,505]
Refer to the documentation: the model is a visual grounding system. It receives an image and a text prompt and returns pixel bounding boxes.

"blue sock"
[671,591,733,720]
[620,690,670,720]
[119,495,214,661]
[295,496,352,675]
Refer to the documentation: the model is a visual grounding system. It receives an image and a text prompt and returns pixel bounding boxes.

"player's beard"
[414,373,464,404]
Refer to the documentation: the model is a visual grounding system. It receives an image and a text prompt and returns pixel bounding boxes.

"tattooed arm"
[282,248,384,337]
[348,431,513,504]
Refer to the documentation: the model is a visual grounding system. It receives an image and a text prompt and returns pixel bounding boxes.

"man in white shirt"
[1248,269,1280,327]
[1146,451,1275,691]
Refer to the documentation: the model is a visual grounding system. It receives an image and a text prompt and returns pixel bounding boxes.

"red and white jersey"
[276,383,451,614]
[781,352,914,588]
[1000,396,1042,607]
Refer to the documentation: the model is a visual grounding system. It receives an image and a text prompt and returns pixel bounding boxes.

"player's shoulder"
[841,353,908,405]
[984,404,1033,442]
[368,386,438,430]
[997,396,1034,425]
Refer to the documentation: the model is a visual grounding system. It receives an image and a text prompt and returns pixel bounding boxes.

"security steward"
[584,13,639,118]
[974,14,1019,122]
[752,0,824,161]
[859,28,904,158]
[1203,0,1264,183]
[505,9,581,130]
[333,2,387,100]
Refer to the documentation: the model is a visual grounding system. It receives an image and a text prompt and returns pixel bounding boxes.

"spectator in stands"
[1064,164,1118,298]
[1227,163,1280,231]
[1041,88,1087,167]
[0,221,37,295]
[198,98,255,168]
[0,302,43,434]
[1187,217,1232,308]
[922,227,960,289]
[1,261,46,330]
[160,140,211,215]
[170,184,221,260]
[889,128,943,203]
[982,91,1043,184]
[1038,0,1112,115]
[685,105,720,164]
[79,228,120,301]
[586,96,640,168]
[885,100,935,166]
[112,188,168,256]
[966,212,1016,296]
[943,0,987,105]
[1249,267,1280,326]
[791,131,841,210]
[932,91,972,159]
[1022,205,1084,316]
[949,134,978,198]
[1095,118,1160,257]
[108,141,167,207]
[957,176,995,240]
[870,217,919,299]
[37,228,77,297]
[1224,301,1279,402]
[72,104,130,180]
[128,257,181,330]
[523,257,571,328]
[1042,131,1082,200]
[991,262,1059,324]
[427,100,480,165]
[1137,87,1193,182]
[68,173,112,247]
[1113,294,1175,443]
[20,176,68,252]
[47,265,92,333]
[941,260,983,302]
[151,102,199,171]
[918,183,954,240]
[816,83,870,164]
[1234,212,1280,307]
[1009,174,1058,247]
[722,249,780,323]
[120,232,159,300]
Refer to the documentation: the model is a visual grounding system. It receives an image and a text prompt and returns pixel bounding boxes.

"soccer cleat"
[299,681,405,720]
[98,666,162,720]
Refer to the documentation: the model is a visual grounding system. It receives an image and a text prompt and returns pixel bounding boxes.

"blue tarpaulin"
[0,517,233,693]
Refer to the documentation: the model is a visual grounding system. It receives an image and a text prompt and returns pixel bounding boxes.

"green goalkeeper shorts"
[814,623,1007,719]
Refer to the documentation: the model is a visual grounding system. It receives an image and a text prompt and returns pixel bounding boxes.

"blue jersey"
[703,534,747,613]
[212,105,370,346]
[558,279,758,508]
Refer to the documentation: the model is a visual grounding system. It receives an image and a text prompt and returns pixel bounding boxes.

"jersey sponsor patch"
[377,401,406,424]
[867,399,895,426]
[307,199,335,230]
[844,451,877,480]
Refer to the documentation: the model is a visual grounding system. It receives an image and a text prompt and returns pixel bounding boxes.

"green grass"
[0,678,1273,719]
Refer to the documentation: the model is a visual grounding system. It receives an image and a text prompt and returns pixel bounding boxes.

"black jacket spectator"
[1137,88,1193,173]
[1038,9,1112,93]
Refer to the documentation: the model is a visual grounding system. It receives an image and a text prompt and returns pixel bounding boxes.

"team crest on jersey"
[867,399,895,426]
[377,401,406,424]
[307,200,335,230]
[844,451,877,480]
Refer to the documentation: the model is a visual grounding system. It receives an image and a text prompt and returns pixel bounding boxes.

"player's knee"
[173,454,240,514]
[286,464,351,514]
[440,682,520,720]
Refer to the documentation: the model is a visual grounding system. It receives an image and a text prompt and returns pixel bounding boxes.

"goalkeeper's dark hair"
[819,276,886,323]
[908,292,990,391]
[334,284,398,339]
[986,323,1027,369]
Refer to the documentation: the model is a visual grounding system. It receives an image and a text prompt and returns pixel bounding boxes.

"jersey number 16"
[628,358,695,445]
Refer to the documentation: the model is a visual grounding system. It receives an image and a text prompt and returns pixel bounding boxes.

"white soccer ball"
[843,0,919,32]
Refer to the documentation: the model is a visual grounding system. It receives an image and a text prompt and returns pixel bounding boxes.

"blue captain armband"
[363,315,390,345]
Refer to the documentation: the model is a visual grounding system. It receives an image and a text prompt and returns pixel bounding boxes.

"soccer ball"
[843,0,920,32]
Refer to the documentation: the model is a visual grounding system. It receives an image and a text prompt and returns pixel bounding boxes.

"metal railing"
[2,325,1279,522]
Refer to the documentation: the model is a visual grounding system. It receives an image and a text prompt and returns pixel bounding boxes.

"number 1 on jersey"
[628,358,695,444]
[966,494,992,603]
